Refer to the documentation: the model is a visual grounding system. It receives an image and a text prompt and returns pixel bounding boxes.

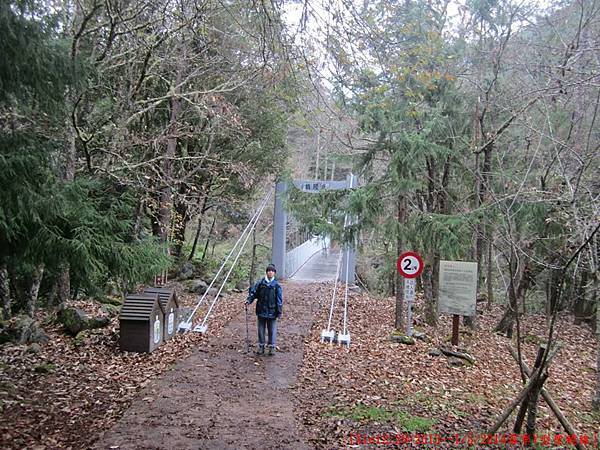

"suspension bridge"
[96,176,360,449]
[177,175,359,343]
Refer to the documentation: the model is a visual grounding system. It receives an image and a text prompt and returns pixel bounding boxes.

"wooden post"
[452,314,460,346]
[508,346,586,450]
[514,345,545,433]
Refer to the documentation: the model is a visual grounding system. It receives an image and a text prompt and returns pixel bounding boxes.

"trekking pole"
[245,303,250,353]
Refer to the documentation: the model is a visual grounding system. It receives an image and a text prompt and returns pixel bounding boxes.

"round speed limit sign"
[396,251,424,279]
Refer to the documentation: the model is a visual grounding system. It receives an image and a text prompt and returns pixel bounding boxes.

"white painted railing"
[286,235,330,277]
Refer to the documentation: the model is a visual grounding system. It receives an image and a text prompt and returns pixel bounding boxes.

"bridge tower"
[271,174,357,282]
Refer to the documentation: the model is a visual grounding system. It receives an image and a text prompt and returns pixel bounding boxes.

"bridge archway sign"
[271,174,358,283]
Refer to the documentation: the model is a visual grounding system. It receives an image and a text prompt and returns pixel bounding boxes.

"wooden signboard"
[438,260,478,317]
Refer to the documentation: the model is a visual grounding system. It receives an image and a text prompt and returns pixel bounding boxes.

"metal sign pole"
[404,278,416,337]
[397,251,423,338]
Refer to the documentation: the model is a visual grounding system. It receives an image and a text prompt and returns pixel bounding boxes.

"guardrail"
[286,236,330,277]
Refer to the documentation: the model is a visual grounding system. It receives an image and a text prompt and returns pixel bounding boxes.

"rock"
[97,296,123,306]
[413,330,428,341]
[390,334,415,345]
[235,280,249,291]
[74,330,91,347]
[428,348,442,357]
[58,306,111,336]
[88,316,110,328]
[27,343,42,354]
[183,279,209,293]
[58,307,89,335]
[101,304,121,317]
[400,335,415,345]
[34,363,55,374]
[1,316,49,344]
[178,261,196,280]
[448,357,465,367]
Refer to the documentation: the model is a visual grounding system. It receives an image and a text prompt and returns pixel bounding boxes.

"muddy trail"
[94,280,320,450]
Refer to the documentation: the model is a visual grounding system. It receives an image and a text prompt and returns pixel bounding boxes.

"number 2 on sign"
[397,251,424,279]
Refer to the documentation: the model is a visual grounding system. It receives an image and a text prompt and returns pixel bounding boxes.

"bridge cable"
[179,191,271,332]
[324,249,344,335]
[196,190,272,332]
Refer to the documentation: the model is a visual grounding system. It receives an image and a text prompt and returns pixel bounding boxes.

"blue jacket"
[246,277,283,319]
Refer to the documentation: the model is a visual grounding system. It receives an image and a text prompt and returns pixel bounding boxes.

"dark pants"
[257,317,277,348]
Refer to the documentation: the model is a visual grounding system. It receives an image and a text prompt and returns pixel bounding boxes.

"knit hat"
[266,264,277,273]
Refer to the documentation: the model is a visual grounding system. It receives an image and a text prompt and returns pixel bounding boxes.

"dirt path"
[94,281,318,450]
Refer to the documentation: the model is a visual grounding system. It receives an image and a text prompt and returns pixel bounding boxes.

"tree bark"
[0,261,10,320]
[188,215,203,261]
[486,235,494,309]
[188,196,209,260]
[171,193,189,259]
[27,264,45,318]
[158,65,183,244]
[514,345,545,434]
[594,331,600,411]
[423,260,437,326]
[495,249,519,336]
[56,262,71,307]
[201,214,217,262]
[394,196,406,331]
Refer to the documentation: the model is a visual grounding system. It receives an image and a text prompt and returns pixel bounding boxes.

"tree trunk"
[0,261,10,320]
[594,301,600,410]
[171,196,189,259]
[423,261,437,326]
[57,262,71,307]
[188,215,203,261]
[157,67,183,244]
[27,264,45,318]
[495,250,519,336]
[395,196,406,331]
[188,196,209,260]
[486,235,494,309]
[546,267,563,321]
[201,214,217,262]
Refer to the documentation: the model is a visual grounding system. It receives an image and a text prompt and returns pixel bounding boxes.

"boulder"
[235,280,249,292]
[58,306,110,336]
[178,261,196,280]
[390,333,415,345]
[101,304,121,317]
[183,279,209,293]
[413,330,428,341]
[448,357,465,367]
[0,315,48,344]
[428,348,442,357]
[27,343,42,354]
[58,307,88,335]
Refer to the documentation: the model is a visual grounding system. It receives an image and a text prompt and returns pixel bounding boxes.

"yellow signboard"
[438,260,478,316]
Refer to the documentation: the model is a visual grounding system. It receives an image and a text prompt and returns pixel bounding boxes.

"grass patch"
[466,392,488,405]
[323,403,436,432]
[34,362,55,374]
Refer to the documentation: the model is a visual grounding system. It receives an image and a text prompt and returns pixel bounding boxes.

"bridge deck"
[288,247,340,282]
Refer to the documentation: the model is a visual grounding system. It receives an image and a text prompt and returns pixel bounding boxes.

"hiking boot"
[267,346,276,356]
[255,346,265,356]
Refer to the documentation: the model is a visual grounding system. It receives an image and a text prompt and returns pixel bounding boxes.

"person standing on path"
[245,264,283,356]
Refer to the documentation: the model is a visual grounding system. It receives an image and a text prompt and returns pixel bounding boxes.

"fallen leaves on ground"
[0,283,239,449]
[293,285,600,449]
